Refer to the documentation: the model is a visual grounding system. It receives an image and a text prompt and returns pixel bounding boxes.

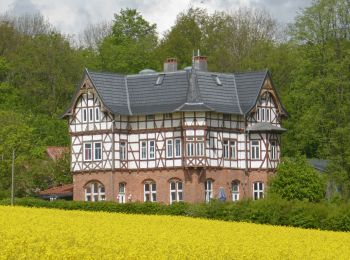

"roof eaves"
[232,73,243,115]
[125,76,132,115]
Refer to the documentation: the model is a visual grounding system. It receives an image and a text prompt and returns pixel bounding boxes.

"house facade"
[63,56,287,204]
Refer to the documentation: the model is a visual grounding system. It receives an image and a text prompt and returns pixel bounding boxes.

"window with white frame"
[144,181,157,202]
[196,137,205,156]
[230,141,236,159]
[205,179,213,203]
[223,140,229,159]
[261,108,265,122]
[166,139,173,158]
[84,143,92,161]
[85,182,106,202]
[232,181,240,201]
[120,141,126,160]
[251,140,260,160]
[149,140,155,159]
[257,108,261,121]
[186,137,194,156]
[270,140,277,160]
[95,107,100,121]
[170,180,183,204]
[266,108,270,122]
[118,182,126,203]
[89,108,93,122]
[253,182,264,200]
[175,139,181,157]
[94,142,102,160]
[83,108,88,122]
[140,141,147,160]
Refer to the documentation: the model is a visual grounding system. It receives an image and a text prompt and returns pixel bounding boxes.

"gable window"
[83,108,88,122]
[149,140,155,159]
[118,183,126,203]
[95,107,100,121]
[270,140,277,160]
[175,139,181,157]
[196,137,205,156]
[140,141,147,160]
[89,108,93,122]
[170,180,183,204]
[232,181,240,201]
[84,143,92,161]
[155,74,165,85]
[253,182,264,200]
[166,139,173,158]
[186,137,194,157]
[85,182,105,202]
[144,181,157,202]
[146,114,155,120]
[223,140,229,159]
[251,140,260,160]
[94,142,102,160]
[120,142,126,160]
[205,179,213,203]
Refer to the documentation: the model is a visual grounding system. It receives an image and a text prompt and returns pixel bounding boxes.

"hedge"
[1,197,350,232]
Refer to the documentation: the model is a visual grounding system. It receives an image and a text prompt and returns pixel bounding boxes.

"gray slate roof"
[246,122,287,133]
[64,68,283,117]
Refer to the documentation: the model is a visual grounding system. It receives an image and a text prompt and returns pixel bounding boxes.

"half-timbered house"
[63,55,287,203]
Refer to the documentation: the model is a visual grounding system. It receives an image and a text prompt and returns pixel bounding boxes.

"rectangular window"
[166,139,173,158]
[89,108,93,122]
[196,137,204,156]
[223,140,229,159]
[251,140,260,160]
[253,182,264,200]
[118,183,126,203]
[95,107,100,121]
[170,181,183,204]
[94,142,102,160]
[141,141,147,160]
[230,141,236,159]
[270,140,277,160]
[205,180,213,203]
[257,108,261,122]
[266,108,270,122]
[149,140,155,159]
[120,142,126,160]
[82,108,88,123]
[186,137,194,157]
[261,108,265,122]
[175,139,181,157]
[84,143,92,161]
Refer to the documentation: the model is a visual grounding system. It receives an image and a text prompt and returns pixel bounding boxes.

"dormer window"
[155,74,165,85]
[212,75,222,86]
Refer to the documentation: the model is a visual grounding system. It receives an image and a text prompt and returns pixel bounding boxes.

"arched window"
[204,179,213,203]
[169,179,183,204]
[118,182,126,203]
[231,181,240,201]
[144,180,157,202]
[85,181,105,202]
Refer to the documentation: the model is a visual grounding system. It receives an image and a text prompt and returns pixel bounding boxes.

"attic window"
[212,75,222,86]
[155,74,165,86]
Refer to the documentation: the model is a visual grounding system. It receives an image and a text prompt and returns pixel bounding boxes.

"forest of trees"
[0,0,349,200]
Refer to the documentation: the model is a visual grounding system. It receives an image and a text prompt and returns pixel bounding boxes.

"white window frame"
[251,140,260,160]
[148,140,155,159]
[94,142,102,161]
[205,179,213,203]
[89,108,93,122]
[95,107,100,122]
[175,138,181,158]
[257,108,261,121]
[261,108,265,122]
[223,140,229,159]
[85,182,105,202]
[120,141,126,161]
[232,181,240,201]
[84,143,92,161]
[186,137,194,157]
[118,183,126,203]
[253,182,264,200]
[196,137,204,157]
[230,141,236,159]
[166,139,173,158]
[170,180,183,204]
[266,108,270,122]
[144,181,157,202]
[270,140,277,160]
[140,141,147,160]
[82,108,88,123]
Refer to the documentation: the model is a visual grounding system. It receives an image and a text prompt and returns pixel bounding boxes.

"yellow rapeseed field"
[0,206,350,259]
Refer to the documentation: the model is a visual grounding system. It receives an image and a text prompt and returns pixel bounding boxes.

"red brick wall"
[73,168,272,204]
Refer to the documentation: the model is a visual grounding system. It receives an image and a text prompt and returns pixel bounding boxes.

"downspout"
[244,114,248,198]
[111,119,115,201]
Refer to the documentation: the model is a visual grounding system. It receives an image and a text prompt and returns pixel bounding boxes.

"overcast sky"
[0,0,313,37]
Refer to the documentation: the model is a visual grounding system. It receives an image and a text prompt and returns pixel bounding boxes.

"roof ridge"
[124,76,132,115]
[232,73,243,115]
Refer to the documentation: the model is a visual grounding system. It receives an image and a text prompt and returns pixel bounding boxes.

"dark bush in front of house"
[1,196,350,232]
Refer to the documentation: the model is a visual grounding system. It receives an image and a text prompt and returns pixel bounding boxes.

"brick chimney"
[164,58,177,72]
[194,56,208,71]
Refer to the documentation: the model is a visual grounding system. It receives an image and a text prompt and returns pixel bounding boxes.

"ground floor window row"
[84,180,265,203]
